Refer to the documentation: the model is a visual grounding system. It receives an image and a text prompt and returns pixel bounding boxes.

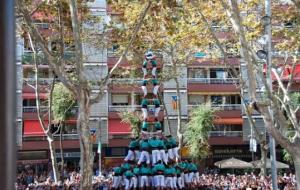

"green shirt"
[121,163,131,171]
[153,163,165,173]
[152,78,159,86]
[140,166,150,175]
[167,136,177,147]
[165,167,176,175]
[154,122,162,130]
[189,163,198,172]
[142,80,148,86]
[140,140,149,150]
[142,122,149,130]
[141,99,148,107]
[148,138,160,148]
[150,60,157,67]
[176,167,182,175]
[129,139,139,148]
[113,167,122,175]
[158,139,166,149]
[177,162,186,170]
[124,170,134,178]
[133,167,140,176]
[153,99,160,106]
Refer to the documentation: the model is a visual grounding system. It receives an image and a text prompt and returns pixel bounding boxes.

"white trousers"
[172,176,177,189]
[184,173,191,183]
[112,176,121,188]
[177,175,185,189]
[131,176,138,189]
[172,147,180,161]
[134,150,140,161]
[154,107,161,117]
[165,176,175,188]
[141,86,147,97]
[138,150,150,164]
[154,175,165,187]
[168,148,175,160]
[160,149,168,164]
[142,67,147,77]
[124,150,135,161]
[153,85,159,96]
[140,176,149,188]
[188,172,195,183]
[141,108,148,120]
[124,178,131,190]
[152,67,157,77]
[152,150,161,165]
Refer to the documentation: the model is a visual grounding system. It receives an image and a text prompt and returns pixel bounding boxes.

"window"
[188,69,206,78]
[210,69,226,79]
[188,95,206,105]
[23,99,36,107]
[211,96,223,105]
[225,95,241,104]
[112,94,129,105]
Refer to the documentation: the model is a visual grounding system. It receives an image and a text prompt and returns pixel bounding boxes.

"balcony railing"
[209,131,243,137]
[109,105,164,112]
[187,78,239,84]
[23,106,48,113]
[109,78,143,85]
[22,51,75,65]
[23,78,53,85]
[188,104,241,111]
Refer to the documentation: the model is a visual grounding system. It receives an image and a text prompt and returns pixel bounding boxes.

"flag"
[97,141,101,154]
[172,96,178,110]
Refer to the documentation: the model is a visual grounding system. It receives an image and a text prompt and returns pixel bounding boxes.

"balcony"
[23,106,48,113]
[187,78,239,84]
[22,51,75,65]
[109,78,143,85]
[209,131,243,137]
[108,105,164,112]
[23,78,53,85]
[188,104,241,111]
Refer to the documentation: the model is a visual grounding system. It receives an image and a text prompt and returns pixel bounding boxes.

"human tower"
[112,51,199,190]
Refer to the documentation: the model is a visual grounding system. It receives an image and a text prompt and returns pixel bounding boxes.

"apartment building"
[17,0,299,170]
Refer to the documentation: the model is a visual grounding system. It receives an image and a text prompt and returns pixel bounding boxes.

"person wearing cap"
[164,164,177,190]
[124,169,134,190]
[143,51,157,78]
[152,78,160,98]
[153,98,161,120]
[139,164,150,189]
[124,137,140,162]
[149,136,162,165]
[112,166,122,190]
[153,160,165,190]
[138,139,150,165]
[141,98,149,121]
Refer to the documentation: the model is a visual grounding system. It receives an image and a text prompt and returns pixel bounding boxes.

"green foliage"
[119,111,141,137]
[184,105,215,159]
[52,83,76,122]
[283,149,293,164]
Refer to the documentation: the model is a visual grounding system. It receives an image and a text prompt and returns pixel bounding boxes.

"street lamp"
[261,15,271,26]
[256,50,268,60]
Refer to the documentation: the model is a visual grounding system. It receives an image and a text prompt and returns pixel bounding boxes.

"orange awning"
[22,93,48,99]
[108,119,131,135]
[214,118,243,125]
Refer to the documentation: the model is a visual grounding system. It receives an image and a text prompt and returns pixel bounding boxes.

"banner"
[172,96,178,110]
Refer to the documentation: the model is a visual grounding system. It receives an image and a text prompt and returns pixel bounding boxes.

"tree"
[119,111,141,137]
[219,0,300,187]
[184,106,215,160]
[16,0,152,188]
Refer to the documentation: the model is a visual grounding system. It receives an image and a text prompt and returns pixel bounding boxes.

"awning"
[23,120,47,136]
[108,119,131,135]
[214,118,243,125]
[22,93,48,99]
[17,159,49,165]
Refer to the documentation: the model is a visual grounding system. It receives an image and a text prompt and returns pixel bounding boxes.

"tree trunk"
[59,123,64,180]
[293,156,300,190]
[77,91,93,190]
[260,143,267,177]
[47,136,59,183]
